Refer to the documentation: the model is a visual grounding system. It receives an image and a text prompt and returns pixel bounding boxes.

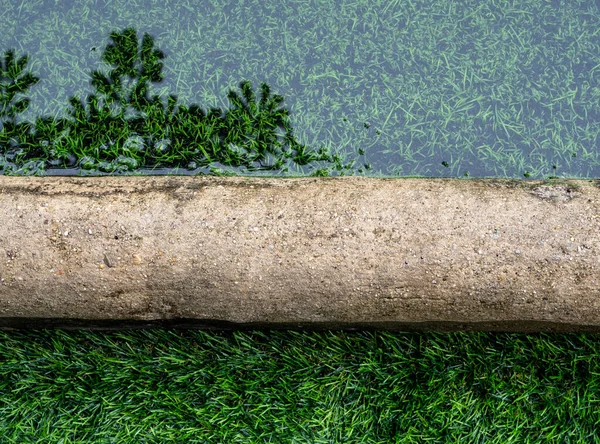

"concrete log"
[1,175,599,332]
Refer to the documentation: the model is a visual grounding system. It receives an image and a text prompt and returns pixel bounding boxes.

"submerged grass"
[0,28,365,178]
[4,0,600,178]
[1,329,600,442]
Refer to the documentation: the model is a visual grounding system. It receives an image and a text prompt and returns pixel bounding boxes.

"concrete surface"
[1,175,599,331]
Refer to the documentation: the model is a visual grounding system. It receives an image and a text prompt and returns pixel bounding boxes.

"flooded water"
[1,0,599,178]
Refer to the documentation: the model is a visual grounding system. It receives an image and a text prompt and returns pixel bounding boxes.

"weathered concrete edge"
[1,176,600,332]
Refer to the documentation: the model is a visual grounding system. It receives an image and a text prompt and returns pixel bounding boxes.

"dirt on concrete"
[1,175,599,332]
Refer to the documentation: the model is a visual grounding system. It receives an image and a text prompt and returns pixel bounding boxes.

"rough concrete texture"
[0,175,599,332]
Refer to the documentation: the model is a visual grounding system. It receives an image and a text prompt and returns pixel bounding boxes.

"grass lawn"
[1,329,599,442]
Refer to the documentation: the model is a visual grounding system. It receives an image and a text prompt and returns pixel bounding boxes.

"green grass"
[0,28,369,179]
[1,329,600,442]
[0,41,349,179]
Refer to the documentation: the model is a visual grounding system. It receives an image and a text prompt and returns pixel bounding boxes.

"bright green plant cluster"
[0,27,356,176]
